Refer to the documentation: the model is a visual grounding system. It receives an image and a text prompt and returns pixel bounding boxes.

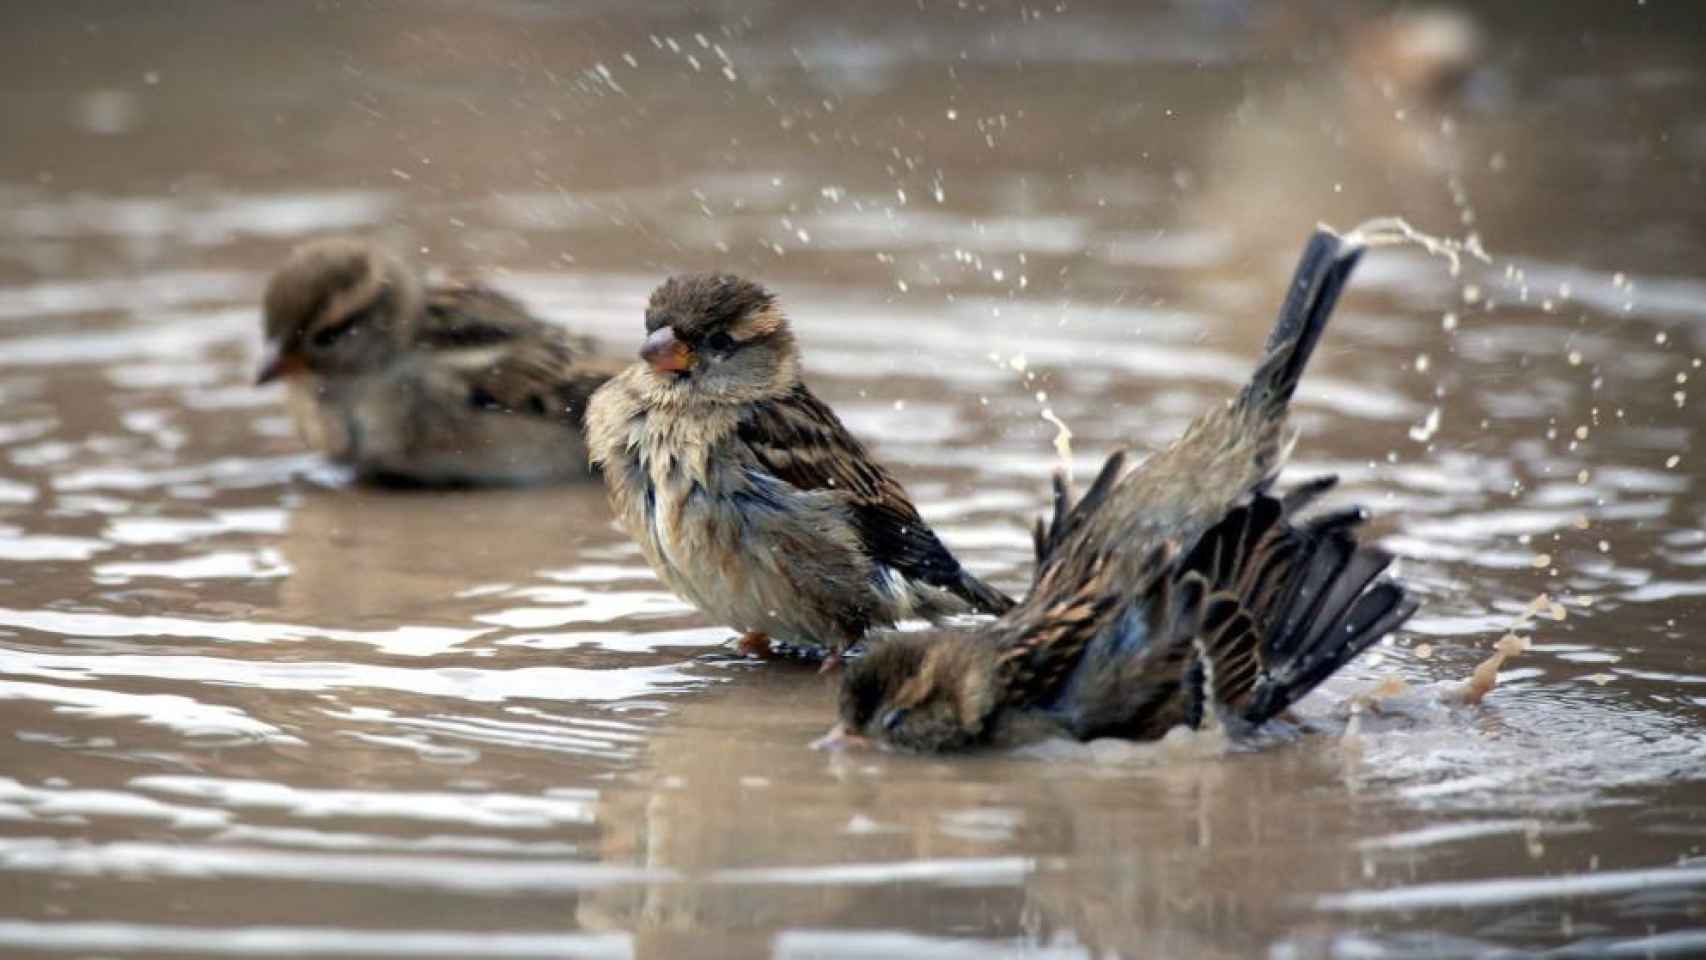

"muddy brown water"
[2,2,1706,957]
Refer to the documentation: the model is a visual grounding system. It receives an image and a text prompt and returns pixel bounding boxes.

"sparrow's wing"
[419,286,594,354]
[736,384,976,594]
[991,539,1179,709]
[1182,489,1416,730]
[417,285,612,425]
[1002,446,1171,708]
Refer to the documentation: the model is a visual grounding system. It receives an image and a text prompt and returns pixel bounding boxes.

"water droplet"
[1408,407,1441,443]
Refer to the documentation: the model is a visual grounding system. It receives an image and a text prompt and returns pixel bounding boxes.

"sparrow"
[824,230,1418,752]
[257,238,618,486]
[583,273,1016,663]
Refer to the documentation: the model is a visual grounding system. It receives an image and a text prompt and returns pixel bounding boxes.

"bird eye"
[311,323,349,349]
[705,331,735,352]
[311,309,370,348]
[880,707,909,732]
[311,294,386,349]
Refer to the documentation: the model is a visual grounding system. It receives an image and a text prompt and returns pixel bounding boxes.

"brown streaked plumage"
[257,238,619,486]
[827,230,1418,753]
[584,273,1015,661]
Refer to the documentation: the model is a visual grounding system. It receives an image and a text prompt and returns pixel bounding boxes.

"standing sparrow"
[584,273,1015,663]
[824,231,1417,752]
[257,238,617,486]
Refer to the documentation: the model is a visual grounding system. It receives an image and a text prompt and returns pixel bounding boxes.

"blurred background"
[2,2,1706,957]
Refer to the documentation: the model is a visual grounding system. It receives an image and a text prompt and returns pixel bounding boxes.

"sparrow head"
[257,238,422,384]
[638,273,798,401]
[823,632,999,752]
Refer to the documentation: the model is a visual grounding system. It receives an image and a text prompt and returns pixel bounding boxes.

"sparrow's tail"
[1237,231,1364,427]
[1181,476,1417,732]
[951,570,1017,616]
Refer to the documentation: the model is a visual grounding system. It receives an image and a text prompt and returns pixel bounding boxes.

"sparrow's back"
[1002,230,1414,739]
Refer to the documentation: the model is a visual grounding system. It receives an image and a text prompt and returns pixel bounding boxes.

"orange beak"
[255,341,306,385]
[640,326,694,375]
[809,723,872,751]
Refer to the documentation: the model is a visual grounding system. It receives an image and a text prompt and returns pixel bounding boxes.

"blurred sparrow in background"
[258,238,618,485]
[585,273,1014,664]
[825,231,1416,752]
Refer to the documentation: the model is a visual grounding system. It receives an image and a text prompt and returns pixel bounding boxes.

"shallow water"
[3,2,1706,956]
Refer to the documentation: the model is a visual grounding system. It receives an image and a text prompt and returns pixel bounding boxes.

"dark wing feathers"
[1178,484,1415,730]
[738,385,1004,607]
[1196,594,1262,713]
[999,466,1415,738]
[459,341,611,425]
[1245,580,1415,723]
[417,285,611,426]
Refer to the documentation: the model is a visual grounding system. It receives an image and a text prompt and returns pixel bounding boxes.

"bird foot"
[731,632,830,665]
[735,632,774,658]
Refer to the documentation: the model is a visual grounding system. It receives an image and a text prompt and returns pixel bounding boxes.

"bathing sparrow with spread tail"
[823,231,1417,752]
[584,273,1015,663]
[258,238,619,486]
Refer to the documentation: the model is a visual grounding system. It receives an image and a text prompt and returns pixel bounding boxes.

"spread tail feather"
[1241,231,1365,420]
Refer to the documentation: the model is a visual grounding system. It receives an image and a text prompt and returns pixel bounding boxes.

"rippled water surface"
[3,2,1706,956]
